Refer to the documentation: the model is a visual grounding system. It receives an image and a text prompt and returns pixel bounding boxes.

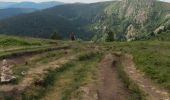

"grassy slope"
[0,35,71,85]
[100,40,170,92]
[0,35,70,57]
[21,51,102,100]
[0,34,170,98]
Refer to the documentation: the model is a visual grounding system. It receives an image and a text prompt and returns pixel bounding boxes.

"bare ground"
[0,48,74,93]
[97,54,132,100]
[1,49,169,100]
[120,54,170,100]
[0,46,70,66]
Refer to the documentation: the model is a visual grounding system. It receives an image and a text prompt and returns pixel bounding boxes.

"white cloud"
[160,0,170,2]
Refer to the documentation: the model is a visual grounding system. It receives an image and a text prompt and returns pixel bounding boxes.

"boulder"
[1,59,16,83]
[154,26,165,35]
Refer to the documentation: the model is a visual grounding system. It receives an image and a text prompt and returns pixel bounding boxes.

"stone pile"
[1,59,16,83]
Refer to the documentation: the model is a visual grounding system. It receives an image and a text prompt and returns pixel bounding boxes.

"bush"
[78,52,100,61]
[50,32,62,40]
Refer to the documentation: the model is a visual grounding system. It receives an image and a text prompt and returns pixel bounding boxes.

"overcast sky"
[0,0,169,3]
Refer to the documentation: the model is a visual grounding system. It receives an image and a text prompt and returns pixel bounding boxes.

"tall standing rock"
[1,59,16,83]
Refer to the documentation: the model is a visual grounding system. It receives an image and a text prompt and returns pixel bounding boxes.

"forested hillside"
[0,8,36,20]
[0,2,111,39]
[0,1,64,9]
[0,0,169,41]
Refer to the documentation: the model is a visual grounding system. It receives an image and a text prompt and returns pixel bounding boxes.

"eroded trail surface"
[0,54,76,93]
[0,46,69,67]
[98,54,131,100]
[120,54,170,100]
[0,47,74,93]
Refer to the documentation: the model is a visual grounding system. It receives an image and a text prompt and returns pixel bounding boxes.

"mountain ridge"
[0,1,64,9]
[0,1,64,20]
[0,0,169,41]
[0,8,36,20]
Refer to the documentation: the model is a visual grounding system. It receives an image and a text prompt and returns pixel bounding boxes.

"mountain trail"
[0,54,76,93]
[97,54,132,100]
[120,54,170,100]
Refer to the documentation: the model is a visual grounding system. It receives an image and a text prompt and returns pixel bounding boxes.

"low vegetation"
[21,51,102,99]
[0,34,170,99]
[101,41,170,92]
[116,58,146,100]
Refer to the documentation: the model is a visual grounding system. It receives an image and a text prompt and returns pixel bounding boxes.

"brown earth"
[97,54,132,100]
[0,47,72,93]
[120,54,170,100]
[0,46,70,66]
[0,48,169,100]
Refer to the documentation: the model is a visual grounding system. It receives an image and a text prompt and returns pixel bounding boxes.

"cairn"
[1,59,16,83]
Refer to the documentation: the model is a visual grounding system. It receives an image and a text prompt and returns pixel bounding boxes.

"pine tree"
[50,32,62,40]
[106,30,114,42]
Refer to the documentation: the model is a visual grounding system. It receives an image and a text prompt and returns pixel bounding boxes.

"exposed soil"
[0,47,72,93]
[97,54,132,100]
[0,55,76,100]
[0,47,169,100]
[120,54,170,100]
[0,46,70,67]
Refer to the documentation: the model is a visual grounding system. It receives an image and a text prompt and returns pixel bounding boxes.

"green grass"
[78,51,101,61]
[0,34,170,99]
[150,32,170,41]
[0,35,45,49]
[21,51,102,100]
[11,50,69,84]
[100,41,170,92]
[0,35,62,55]
[21,62,75,100]
[116,59,147,100]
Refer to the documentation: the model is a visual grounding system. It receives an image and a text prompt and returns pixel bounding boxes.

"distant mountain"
[0,0,169,41]
[0,1,64,20]
[0,2,16,8]
[0,2,109,39]
[0,8,36,20]
[0,1,64,9]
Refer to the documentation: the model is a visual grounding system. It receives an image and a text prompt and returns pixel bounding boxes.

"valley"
[0,0,170,100]
[0,0,169,41]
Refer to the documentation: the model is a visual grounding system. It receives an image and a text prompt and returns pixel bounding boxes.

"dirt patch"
[120,54,170,100]
[0,47,71,93]
[0,54,76,89]
[0,46,70,67]
[97,54,131,100]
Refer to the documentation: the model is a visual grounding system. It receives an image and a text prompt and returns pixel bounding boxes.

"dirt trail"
[0,46,69,66]
[98,54,131,100]
[120,54,170,100]
[0,47,72,92]
[0,54,76,93]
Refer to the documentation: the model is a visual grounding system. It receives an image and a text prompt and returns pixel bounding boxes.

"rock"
[154,26,165,34]
[1,59,16,83]
[21,71,26,76]
[126,24,137,41]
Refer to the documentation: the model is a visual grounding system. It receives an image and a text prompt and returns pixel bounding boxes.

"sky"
[0,0,169,3]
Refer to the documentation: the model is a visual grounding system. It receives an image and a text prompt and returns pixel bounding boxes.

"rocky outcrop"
[95,0,170,41]
[121,0,154,24]
[1,59,16,83]
[126,24,137,41]
[154,26,165,35]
